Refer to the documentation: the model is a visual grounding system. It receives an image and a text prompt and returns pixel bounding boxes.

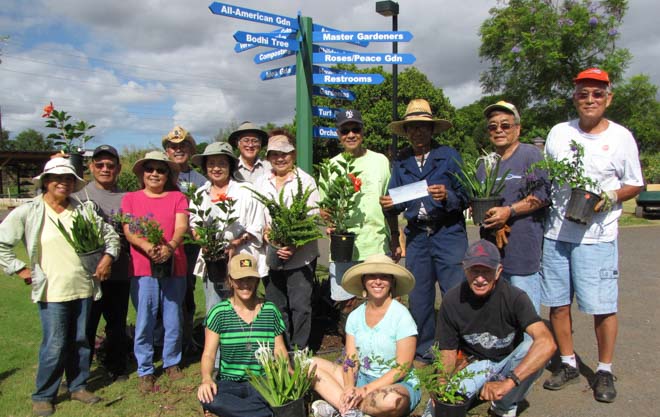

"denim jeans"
[33,298,93,402]
[201,380,272,417]
[131,276,186,376]
[459,337,543,416]
[502,271,542,314]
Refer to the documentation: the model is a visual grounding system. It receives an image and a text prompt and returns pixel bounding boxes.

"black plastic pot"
[565,188,601,224]
[272,397,306,417]
[205,256,228,283]
[471,196,504,225]
[330,232,355,263]
[433,400,469,417]
[68,152,85,177]
[267,243,288,271]
[78,247,104,275]
[150,257,173,278]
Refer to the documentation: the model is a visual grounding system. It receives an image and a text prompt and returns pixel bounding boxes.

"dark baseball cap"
[92,144,119,160]
[463,240,500,270]
[336,109,363,128]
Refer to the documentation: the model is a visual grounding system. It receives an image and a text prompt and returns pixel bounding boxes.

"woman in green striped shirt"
[197,253,287,417]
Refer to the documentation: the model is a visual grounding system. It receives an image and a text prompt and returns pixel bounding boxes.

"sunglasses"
[339,127,362,135]
[93,162,117,170]
[143,165,169,175]
[575,90,608,101]
[487,123,515,132]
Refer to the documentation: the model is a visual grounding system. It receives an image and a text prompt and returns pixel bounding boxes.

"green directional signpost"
[209,1,414,173]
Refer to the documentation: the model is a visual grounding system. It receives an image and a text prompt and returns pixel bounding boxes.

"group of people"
[0,66,644,417]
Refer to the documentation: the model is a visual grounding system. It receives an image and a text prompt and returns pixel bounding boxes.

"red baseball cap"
[574,68,610,85]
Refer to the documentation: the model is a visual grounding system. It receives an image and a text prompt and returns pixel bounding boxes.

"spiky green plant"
[453,151,510,200]
[51,202,104,254]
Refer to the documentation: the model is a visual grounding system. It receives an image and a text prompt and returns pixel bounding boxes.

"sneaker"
[138,374,156,394]
[311,400,340,417]
[343,409,371,417]
[592,370,617,403]
[165,365,184,381]
[543,363,580,390]
[70,389,101,404]
[488,406,517,417]
[32,401,54,417]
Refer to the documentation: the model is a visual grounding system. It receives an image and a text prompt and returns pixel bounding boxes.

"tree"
[607,74,660,153]
[0,128,10,150]
[479,0,631,117]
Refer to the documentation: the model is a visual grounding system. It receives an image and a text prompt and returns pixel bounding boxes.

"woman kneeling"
[311,254,421,417]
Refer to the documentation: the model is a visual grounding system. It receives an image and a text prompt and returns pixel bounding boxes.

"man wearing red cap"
[541,68,644,403]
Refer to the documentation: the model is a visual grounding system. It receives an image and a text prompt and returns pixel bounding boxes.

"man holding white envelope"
[380,98,469,364]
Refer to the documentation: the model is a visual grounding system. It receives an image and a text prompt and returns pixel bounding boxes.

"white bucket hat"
[33,157,86,192]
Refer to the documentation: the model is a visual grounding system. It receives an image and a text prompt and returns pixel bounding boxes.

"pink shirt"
[121,190,189,277]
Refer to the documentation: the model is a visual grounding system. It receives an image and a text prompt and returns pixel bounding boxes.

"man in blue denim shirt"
[380,98,469,363]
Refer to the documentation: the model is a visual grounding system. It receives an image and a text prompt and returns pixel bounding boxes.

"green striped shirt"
[206,300,285,382]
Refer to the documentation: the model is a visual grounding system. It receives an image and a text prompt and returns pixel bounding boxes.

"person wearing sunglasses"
[380,98,469,365]
[74,145,132,382]
[121,151,189,393]
[541,68,643,403]
[478,101,550,314]
[228,121,271,184]
[318,109,398,338]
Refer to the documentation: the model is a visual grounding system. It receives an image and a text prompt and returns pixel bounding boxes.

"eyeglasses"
[143,165,169,174]
[239,137,261,145]
[487,122,515,132]
[93,162,117,170]
[339,126,362,135]
[574,90,609,101]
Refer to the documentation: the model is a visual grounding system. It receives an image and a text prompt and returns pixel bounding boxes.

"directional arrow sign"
[313,73,384,85]
[313,52,415,65]
[312,86,356,101]
[235,28,296,53]
[209,2,299,30]
[313,65,347,75]
[312,44,355,55]
[312,106,341,119]
[254,48,296,64]
[260,64,297,81]
[313,30,413,43]
[313,126,338,139]
[234,31,299,51]
[312,23,368,47]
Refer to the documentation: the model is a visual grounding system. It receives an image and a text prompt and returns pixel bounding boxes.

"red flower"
[348,173,362,192]
[42,101,54,118]
[211,193,231,203]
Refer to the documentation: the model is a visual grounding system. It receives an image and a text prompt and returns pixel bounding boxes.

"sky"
[1,0,658,151]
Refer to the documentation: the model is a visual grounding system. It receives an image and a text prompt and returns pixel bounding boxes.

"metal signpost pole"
[296,16,314,173]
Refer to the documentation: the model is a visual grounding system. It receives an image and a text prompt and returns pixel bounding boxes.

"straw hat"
[227,121,268,147]
[341,254,415,298]
[388,98,452,136]
[161,125,196,149]
[132,151,180,187]
[33,157,86,192]
[191,141,238,167]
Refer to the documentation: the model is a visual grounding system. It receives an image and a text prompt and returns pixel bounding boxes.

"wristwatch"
[506,370,521,386]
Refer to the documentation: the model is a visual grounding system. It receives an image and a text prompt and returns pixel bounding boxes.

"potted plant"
[416,347,481,417]
[530,140,601,224]
[52,201,106,274]
[316,153,362,262]
[42,101,96,176]
[248,176,323,270]
[185,185,238,288]
[114,211,170,277]
[248,342,316,417]
[453,151,510,225]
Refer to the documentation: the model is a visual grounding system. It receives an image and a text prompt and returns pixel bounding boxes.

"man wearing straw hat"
[380,98,469,364]
[227,121,271,184]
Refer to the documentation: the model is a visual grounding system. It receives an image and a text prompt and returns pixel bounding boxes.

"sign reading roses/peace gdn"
[208,1,415,172]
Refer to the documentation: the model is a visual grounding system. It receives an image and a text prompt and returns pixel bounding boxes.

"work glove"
[495,224,511,249]
[595,190,617,212]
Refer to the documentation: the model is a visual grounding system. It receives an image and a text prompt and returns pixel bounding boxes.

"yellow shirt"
[40,204,92,302]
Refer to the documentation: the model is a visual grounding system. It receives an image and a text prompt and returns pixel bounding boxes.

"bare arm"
[354,335,416,397]
[197,328,220,403]
[483,195,548,229]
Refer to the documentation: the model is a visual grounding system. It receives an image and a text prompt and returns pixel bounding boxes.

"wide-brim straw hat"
[227,121,268,147]
[33,157,86,192]
[342,254,415,298]
[132,151,180,187]
[191,141,238,167]
[388,98,452,137]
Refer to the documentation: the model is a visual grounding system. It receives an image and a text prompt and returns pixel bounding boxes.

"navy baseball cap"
[336,109,363,128]
[463,240,500,270]
[92,144,119,160]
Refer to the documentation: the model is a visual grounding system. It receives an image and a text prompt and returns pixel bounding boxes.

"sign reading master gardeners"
[312,30,413,43]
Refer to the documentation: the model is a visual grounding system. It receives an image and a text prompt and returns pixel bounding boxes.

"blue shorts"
[541,238,619,314]
[356,372,421,413]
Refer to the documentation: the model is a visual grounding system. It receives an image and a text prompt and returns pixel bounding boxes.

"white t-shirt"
[544,119,643,244]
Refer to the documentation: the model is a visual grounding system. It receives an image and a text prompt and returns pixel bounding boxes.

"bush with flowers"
[529,140,598,191]
[112,211,164,246]
[316,152,363,234]
[42,101,96,154]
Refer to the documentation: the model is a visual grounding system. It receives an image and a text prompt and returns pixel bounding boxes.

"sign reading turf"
[312,106,341,119]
